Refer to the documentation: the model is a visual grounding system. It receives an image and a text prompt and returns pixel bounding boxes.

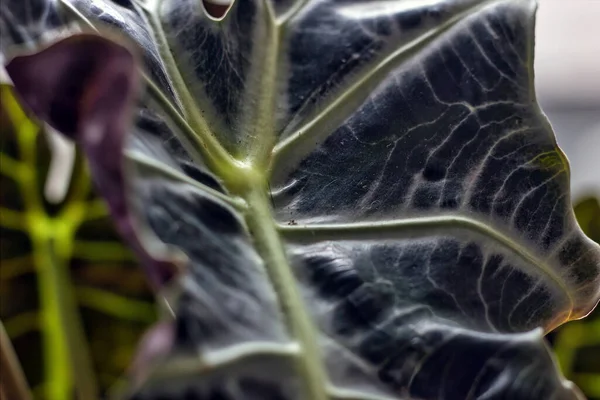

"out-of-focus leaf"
[573,197,600,244]
[4,0,600,400]
[0,83,156,400]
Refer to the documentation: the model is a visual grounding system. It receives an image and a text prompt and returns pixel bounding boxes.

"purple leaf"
[7,34,178,288]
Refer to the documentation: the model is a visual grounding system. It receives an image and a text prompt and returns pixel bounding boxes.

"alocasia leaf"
[3,0,600,399]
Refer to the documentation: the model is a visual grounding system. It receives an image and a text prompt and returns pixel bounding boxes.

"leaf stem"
[144,10,238,172]
[242,13,280,166]
[51,227,100,400]
[29,225,100,400]
[34,236,76,400]
[243,181,327,400]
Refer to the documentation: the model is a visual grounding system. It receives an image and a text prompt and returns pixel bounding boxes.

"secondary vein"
[277,214,574,329]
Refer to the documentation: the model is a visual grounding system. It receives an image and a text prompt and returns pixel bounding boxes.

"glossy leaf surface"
[3,0,600,399]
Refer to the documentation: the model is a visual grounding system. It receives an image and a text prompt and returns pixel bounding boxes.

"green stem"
[243,181,327,400]
[31,225,99,400]
[33,235,73,400]
[53,226,100,400]
[8,88,73,399]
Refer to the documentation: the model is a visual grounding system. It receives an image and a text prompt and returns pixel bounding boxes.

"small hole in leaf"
[203,0,232,19]
[110,0,132,6]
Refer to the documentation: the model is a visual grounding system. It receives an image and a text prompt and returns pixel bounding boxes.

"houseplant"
[1,0,599,398]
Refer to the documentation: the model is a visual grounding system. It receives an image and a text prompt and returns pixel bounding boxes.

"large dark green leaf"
[3,0,600,399]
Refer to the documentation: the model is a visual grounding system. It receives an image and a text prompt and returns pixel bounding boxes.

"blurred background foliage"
[0,86,156,400]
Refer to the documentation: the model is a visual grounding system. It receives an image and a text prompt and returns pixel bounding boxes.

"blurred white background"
[535,0,600,199]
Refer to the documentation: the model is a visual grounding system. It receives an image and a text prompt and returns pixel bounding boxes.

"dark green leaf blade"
[4,0,600,399]
[272,0,599,325]
[6,32,300,398]
[60,0,180,102]
[0,0,65,53]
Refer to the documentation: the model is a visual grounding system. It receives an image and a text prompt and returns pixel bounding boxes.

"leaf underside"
[2,0,600,399]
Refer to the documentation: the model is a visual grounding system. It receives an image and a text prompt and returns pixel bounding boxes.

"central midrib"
[147,2,330,398]
[220,6,330,398]
[242,179,329,400]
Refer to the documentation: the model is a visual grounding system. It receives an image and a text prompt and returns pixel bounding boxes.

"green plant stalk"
[54,220,99,400]
[28,174,99,400]
[32,231,74,400]
[243,180,328,400]
[25,174,99,400]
